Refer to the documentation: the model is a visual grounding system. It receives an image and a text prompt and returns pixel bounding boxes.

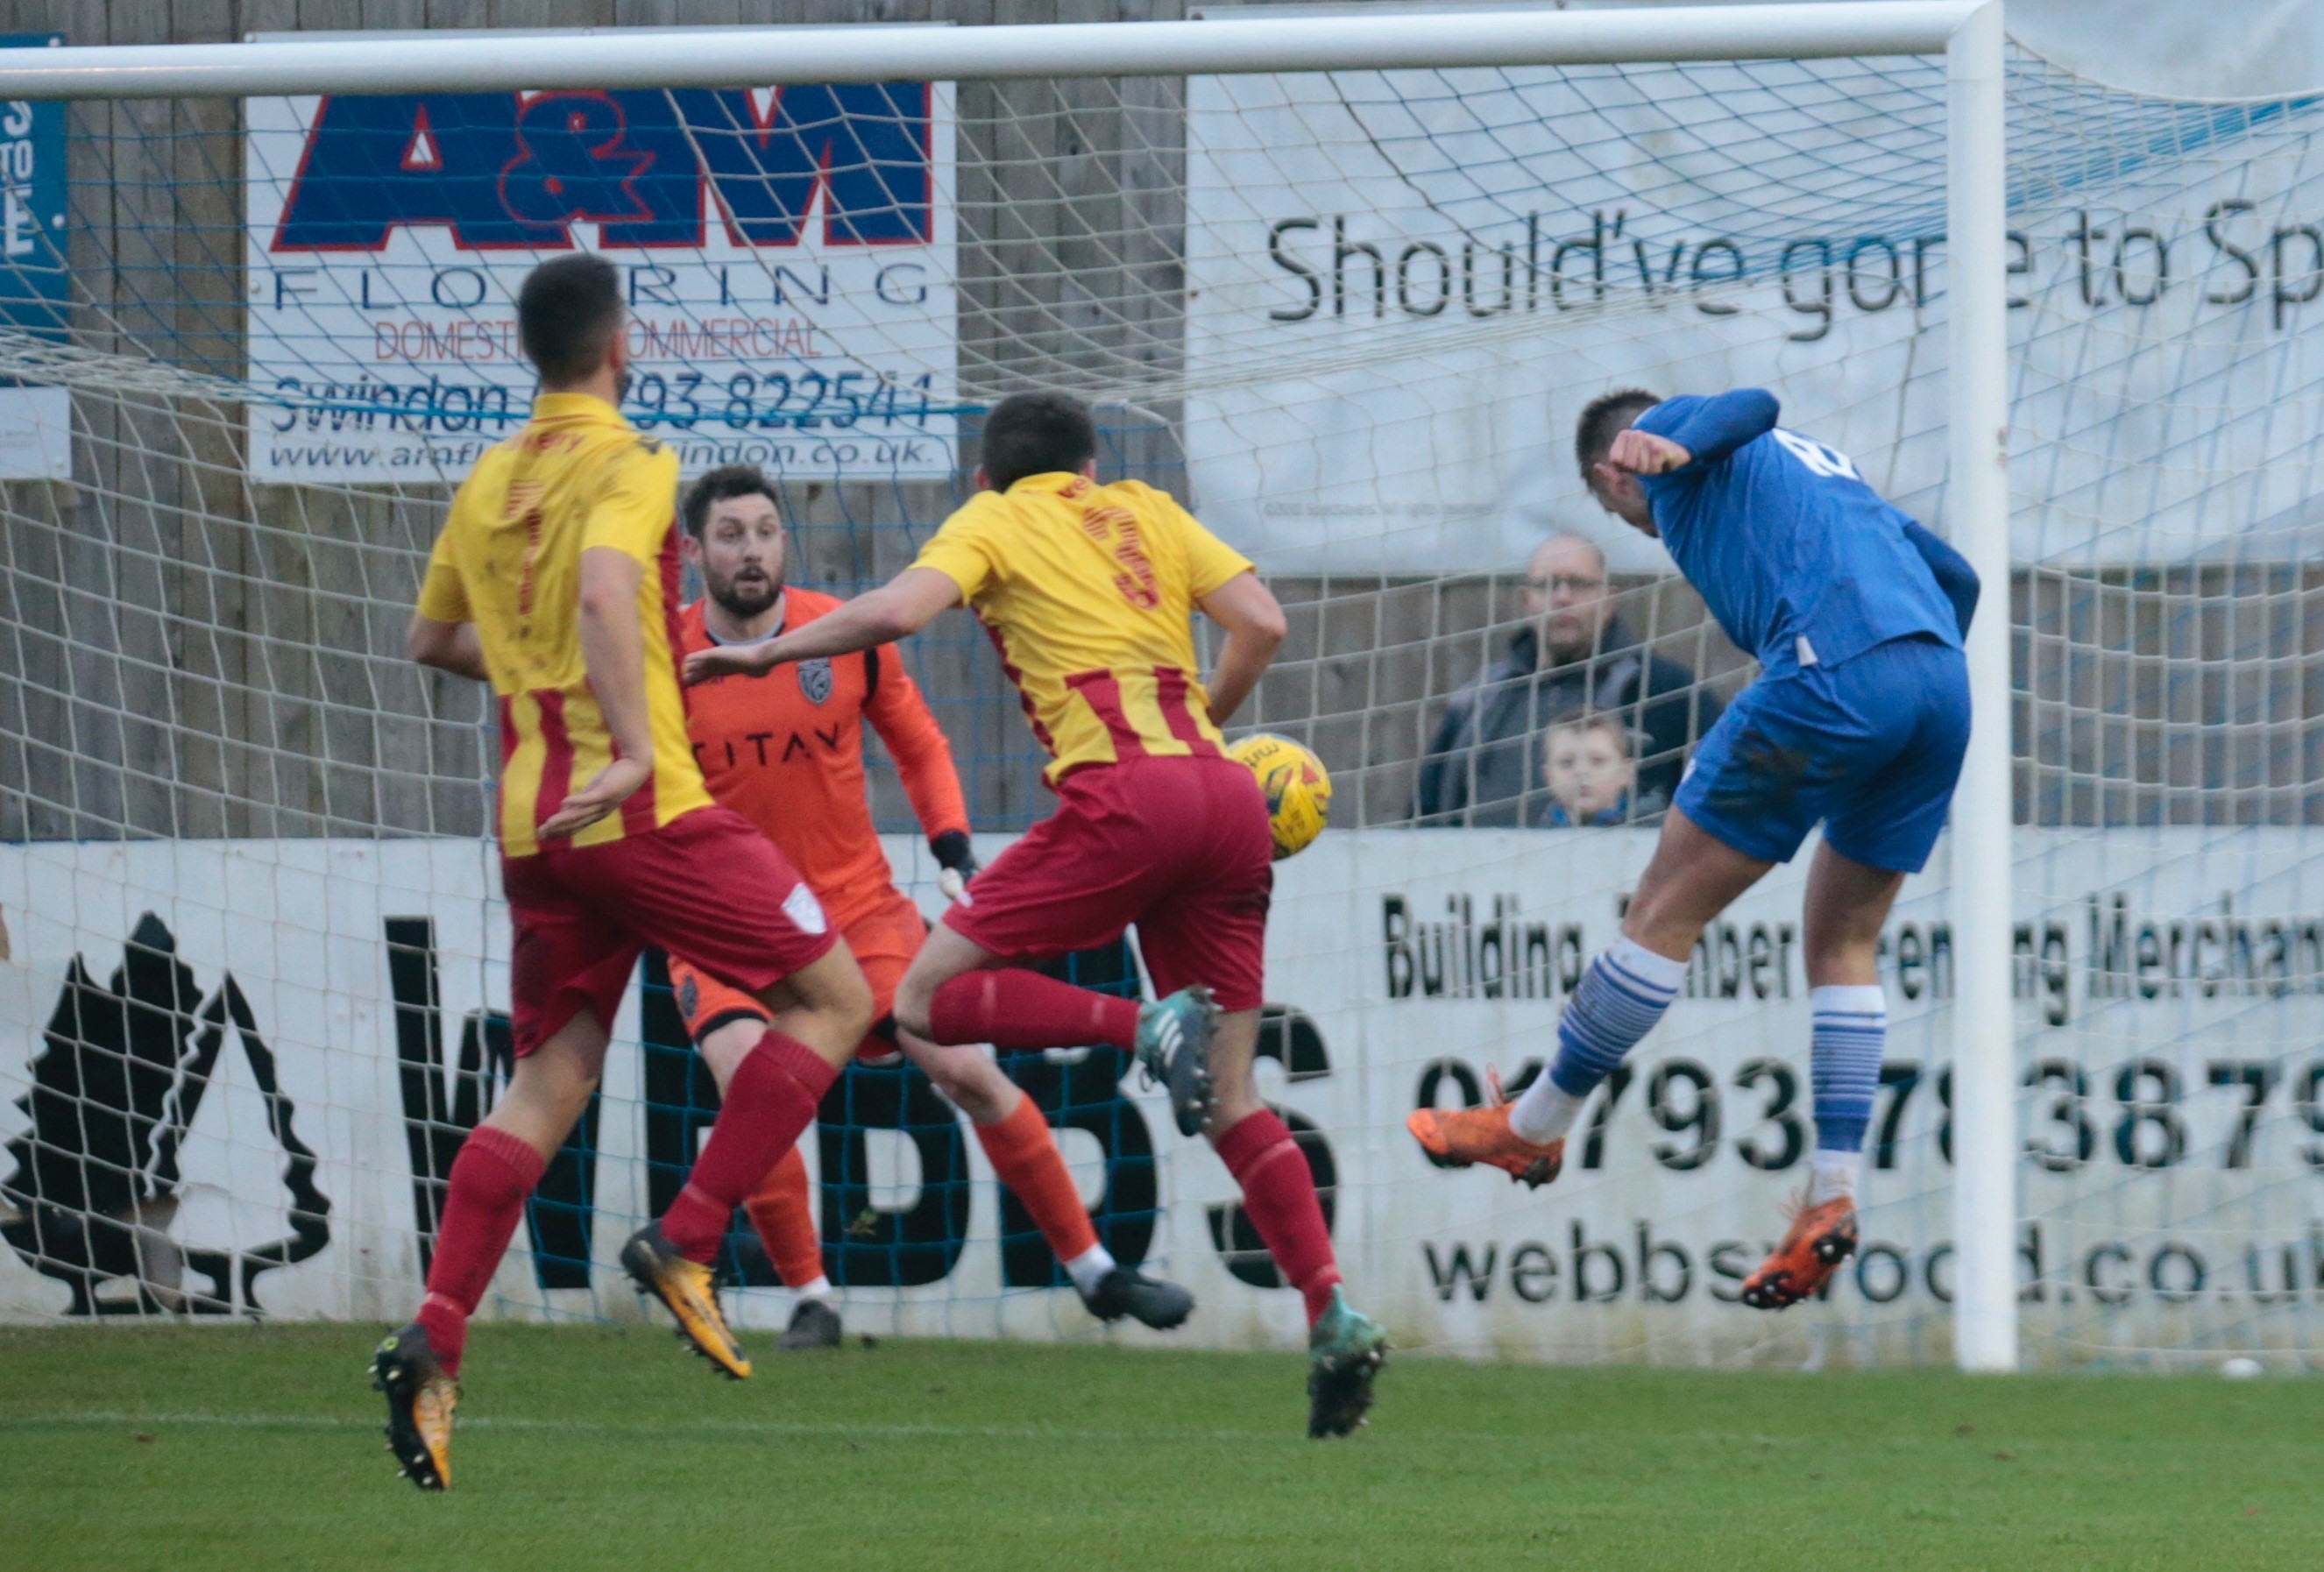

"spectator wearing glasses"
[1414,533,1718,825]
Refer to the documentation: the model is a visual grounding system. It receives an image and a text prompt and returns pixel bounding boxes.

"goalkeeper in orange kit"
[670,464,1193,1342]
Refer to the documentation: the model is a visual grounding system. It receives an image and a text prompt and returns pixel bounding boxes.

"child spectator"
[1538,709,1662,826]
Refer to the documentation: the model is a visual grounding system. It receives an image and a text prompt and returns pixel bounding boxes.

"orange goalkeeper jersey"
[415,392,711,858]
[678,589,970,931]
[910,473,1256,784]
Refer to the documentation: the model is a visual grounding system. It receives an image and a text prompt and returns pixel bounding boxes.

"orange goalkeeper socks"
[929,971,1139,1053]
[743,1142,826,1289]
[1217,1108,1343,1327]
[975,1093,1101,1265]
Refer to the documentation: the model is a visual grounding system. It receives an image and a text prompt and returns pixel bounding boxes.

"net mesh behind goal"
[4,23,2323,1368]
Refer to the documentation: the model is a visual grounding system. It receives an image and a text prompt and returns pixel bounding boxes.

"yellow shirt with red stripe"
[678,590,969,932]
[414,392,712,857]
[910,474,1255,783]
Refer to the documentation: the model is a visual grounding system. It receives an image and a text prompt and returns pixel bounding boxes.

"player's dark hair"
[1574,388,1662,480]
[683,464,782,538]
[979,392,1096,492]
[517,253,624,386]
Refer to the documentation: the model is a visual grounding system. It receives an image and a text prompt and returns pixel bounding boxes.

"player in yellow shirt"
[377,254,873,1491]
[687,392,1389,1438]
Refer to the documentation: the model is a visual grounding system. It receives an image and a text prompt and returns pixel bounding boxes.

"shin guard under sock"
[414,1124,546,1376]
[1512,936,1686,1143]
[1216,1109,1341,1325]
[928,971,1139,1053]
[976,1093,1101,1264]
[1809,984,1886,1202]
[663,1030,840,1264]
[742,1141,825,1289]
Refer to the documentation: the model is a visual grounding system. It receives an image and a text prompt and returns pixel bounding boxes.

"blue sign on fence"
[244,51,959,485]
[0,32,69,478]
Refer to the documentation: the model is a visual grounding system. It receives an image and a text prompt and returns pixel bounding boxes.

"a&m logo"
[268,86,936,253]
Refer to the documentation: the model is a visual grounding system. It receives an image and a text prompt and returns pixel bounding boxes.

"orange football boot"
[1740,1194,1859,1310]
[620,1221,754,1379]
[1406,1069,1563,1188]
[371,1321,457,1491]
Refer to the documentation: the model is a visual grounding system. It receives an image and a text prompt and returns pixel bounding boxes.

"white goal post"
[0,4,2016,1369]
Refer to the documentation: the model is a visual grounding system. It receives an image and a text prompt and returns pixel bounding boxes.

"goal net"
[3,11,2320,1370]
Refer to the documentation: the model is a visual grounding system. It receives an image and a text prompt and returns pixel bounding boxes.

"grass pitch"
[2,1324,2315,1571]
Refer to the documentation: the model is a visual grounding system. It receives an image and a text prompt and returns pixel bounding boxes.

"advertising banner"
[7,830,2323,1367]
[1185,48,2324,574]
[0,31,72,481]
[244,46,957,485]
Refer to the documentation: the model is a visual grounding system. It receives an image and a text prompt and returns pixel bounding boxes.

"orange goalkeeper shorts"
[669,886,928,1064]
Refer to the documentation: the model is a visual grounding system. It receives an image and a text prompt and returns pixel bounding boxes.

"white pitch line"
[0,1410,1357,1446]
[1,1410,1881,1452]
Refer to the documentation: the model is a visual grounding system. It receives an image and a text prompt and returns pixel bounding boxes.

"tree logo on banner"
[1,912,331,1315]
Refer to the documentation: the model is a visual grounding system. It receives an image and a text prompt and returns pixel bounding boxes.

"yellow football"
[1229,733,1332,860]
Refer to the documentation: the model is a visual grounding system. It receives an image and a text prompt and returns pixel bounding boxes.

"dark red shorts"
[943,754,1272,1011]
[670,887,926,1064]
[500,804,837,1056]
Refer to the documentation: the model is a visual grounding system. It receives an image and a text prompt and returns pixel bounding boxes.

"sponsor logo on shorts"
[676,974,699,1023]
[798,657,833,705]
[783,882,829,936]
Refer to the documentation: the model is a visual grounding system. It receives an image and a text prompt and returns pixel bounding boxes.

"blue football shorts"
[1674,634,1970,875]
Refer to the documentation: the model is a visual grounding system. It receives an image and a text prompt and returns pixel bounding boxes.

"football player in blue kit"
[1410,386,1980,1309]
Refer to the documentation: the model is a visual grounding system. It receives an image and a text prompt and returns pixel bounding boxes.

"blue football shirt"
[1634,390,1960,674]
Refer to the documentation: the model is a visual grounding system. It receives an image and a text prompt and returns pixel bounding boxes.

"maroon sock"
[414,1124,545,1377]
[1216,1109,1343,1327]
[928,971,1139,1052]
[662,1030,840,1264]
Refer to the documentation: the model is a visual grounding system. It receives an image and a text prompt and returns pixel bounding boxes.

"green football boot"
[1306,1287,1389,1439]
[1133,985,1217,1137]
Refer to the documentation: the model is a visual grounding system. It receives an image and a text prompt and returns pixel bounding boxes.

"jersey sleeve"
[1902,518,1980,636]
[414,520,471,624]
[862,644,972,839]
[908,498,1003,602]
[1636,389,1780,467]
[580,440,682,564]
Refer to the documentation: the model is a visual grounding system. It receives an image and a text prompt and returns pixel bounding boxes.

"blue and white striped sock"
[1809,984,1887,1203]
[1511,936,1686,1143]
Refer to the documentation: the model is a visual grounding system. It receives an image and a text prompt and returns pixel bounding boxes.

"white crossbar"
[0,4,1984,98]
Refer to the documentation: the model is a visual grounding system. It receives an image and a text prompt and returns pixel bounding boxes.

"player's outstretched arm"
[1197,570,1288,726]
[685,568,960,683]
[542,546,655,839]
[407,613,488,681]
[862,646,976,892]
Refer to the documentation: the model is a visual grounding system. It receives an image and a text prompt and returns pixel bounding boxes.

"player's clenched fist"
[1605,427,1692,475]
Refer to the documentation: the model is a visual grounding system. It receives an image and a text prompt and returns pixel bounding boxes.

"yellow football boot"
[621,1221,754,1379]
[371,1322,457,1491]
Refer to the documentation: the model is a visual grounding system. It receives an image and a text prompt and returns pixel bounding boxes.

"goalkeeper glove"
[932,829,978,905]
